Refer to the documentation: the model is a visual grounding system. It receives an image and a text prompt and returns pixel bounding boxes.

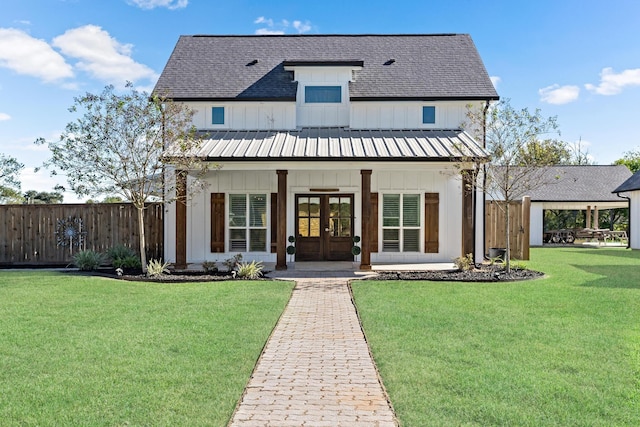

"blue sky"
[1,0,640,202]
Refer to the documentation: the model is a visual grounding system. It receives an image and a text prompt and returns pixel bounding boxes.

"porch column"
[175,169,187,269]
[586,205,592,229]
[360,170,372,270]
[594,206,599,229]
[276,170,288,270]
[461,170,475,258]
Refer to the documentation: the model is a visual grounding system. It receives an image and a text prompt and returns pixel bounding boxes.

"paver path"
[228,278,397,427]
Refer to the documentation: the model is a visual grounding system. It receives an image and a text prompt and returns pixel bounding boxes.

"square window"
[212,107,225,125]
[422,106,436,124]
[305,86,342,103]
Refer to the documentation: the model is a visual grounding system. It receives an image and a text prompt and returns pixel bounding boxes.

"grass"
[352,247,640,426]
[0,271,293,426]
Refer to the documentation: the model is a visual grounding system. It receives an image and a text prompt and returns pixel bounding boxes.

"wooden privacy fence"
[0,203,163,266]
[485,197,531,260]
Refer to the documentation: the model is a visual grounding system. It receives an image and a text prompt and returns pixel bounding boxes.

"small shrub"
[112,256,142,270]
[223,253,243,272]
[202,261,218,273]
[73,250,105,271]
[510,261,528,271]
[236,260,264,279]
[106,244,136,262]
[453,253,475,271]
[147,259,171,277]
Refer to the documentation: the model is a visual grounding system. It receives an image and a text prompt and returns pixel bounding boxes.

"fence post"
[521,196,531,260]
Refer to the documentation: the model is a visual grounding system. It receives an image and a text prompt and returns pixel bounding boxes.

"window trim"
[211,106,225,125]
[228,193,268,252]
[304,85,343,103]
[422,106,436,124]
[381,193,422,253]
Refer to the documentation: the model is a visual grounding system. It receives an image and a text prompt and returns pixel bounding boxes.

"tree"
[36,83,206,272]
[23,190,64,204]
[465,99,561,272]
[614,149,640,173]
[0,154,24,203]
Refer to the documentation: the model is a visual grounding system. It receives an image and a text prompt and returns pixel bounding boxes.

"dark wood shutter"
[424,193,439,253]
[370,192,379,253]
[271,193,278,253]
[210,193,225,253]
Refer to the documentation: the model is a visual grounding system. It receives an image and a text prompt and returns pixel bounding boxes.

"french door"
[295,194,354,261]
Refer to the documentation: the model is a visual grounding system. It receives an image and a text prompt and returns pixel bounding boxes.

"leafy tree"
[36,83,207,272]
[0,154,24,203]
[465,99,561,271]
[23,190,64,204]
[517,139,572,165]
[614,148,640,173]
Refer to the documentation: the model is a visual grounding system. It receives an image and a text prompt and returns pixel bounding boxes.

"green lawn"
[352,247,640,426]
[0,271,293,426]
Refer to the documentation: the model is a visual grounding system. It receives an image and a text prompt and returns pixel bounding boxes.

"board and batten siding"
[164,163,465,265]
[631,192,640,249]
[293,68,353,128]
[350,100,483,130]
[187,102,297,130]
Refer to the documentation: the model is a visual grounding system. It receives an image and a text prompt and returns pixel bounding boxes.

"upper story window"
[422,106,436,124]
[305,86,342,103]
[212,107,225,125]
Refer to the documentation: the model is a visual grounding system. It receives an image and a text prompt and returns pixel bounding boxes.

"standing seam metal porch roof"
[167,129,490,161]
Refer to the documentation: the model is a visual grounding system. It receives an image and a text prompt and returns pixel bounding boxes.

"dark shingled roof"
[522,165,632,202]
[154,34,499,101]
[613,170,640,193]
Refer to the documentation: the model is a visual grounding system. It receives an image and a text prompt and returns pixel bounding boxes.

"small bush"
[73,250,105,271]
[236,261,264,279]
[112,256,142,270]
[147,259,171,277]
[106,244,136,262]
[223,253,243,272]
[510,261,528,271]
[453,253,475,271]
[202,261,218,273]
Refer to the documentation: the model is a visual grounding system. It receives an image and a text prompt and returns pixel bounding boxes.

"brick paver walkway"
[228,278,397,426]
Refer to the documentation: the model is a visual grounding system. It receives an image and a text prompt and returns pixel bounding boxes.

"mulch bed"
[373,264,544,282]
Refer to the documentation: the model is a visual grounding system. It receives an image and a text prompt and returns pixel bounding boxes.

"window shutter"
[371,192,378,253]
[210,193,225,253]
[424,193,439,253]
[271,193,277,253]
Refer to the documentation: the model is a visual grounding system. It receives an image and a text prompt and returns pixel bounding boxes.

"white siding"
[630,192,640,249]
[165,162,468,265]
[186,102,296,130]
[350,100,483,130]
[293,68,352,128]
[530,203,544,246]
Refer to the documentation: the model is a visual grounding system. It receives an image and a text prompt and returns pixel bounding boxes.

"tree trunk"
[137,206,147,273]
[505,201,511,273]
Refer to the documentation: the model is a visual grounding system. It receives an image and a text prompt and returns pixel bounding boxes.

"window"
[212,106,225,125]
[305,86,342,103]
[422,106,436,124]
[229,194,267,252]
[382,194,421,252]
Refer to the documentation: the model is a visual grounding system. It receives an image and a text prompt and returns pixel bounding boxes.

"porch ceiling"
[166,128,489,162]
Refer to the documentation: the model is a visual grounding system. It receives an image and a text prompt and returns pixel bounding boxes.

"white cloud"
[20,167,85,203]
[0,28,74,82]
[585,67,640,95]
[254,17,312,35]
[255,28,285,35]
[293,20,312,34]
[52,25,158,86]
[127,0,187,10]
[490,76,501,88]
[539,84,580,105]
[0,112,10,121]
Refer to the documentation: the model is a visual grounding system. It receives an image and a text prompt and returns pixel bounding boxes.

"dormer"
[284,60,363,128]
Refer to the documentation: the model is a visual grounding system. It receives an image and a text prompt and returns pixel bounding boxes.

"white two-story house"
[154,34,499,270]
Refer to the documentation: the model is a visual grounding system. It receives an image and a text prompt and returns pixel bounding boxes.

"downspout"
[616,192,631,249]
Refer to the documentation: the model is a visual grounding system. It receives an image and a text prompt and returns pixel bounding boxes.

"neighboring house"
[524,165,631,246]
[613,170,640,249]
[154,34,498,270]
